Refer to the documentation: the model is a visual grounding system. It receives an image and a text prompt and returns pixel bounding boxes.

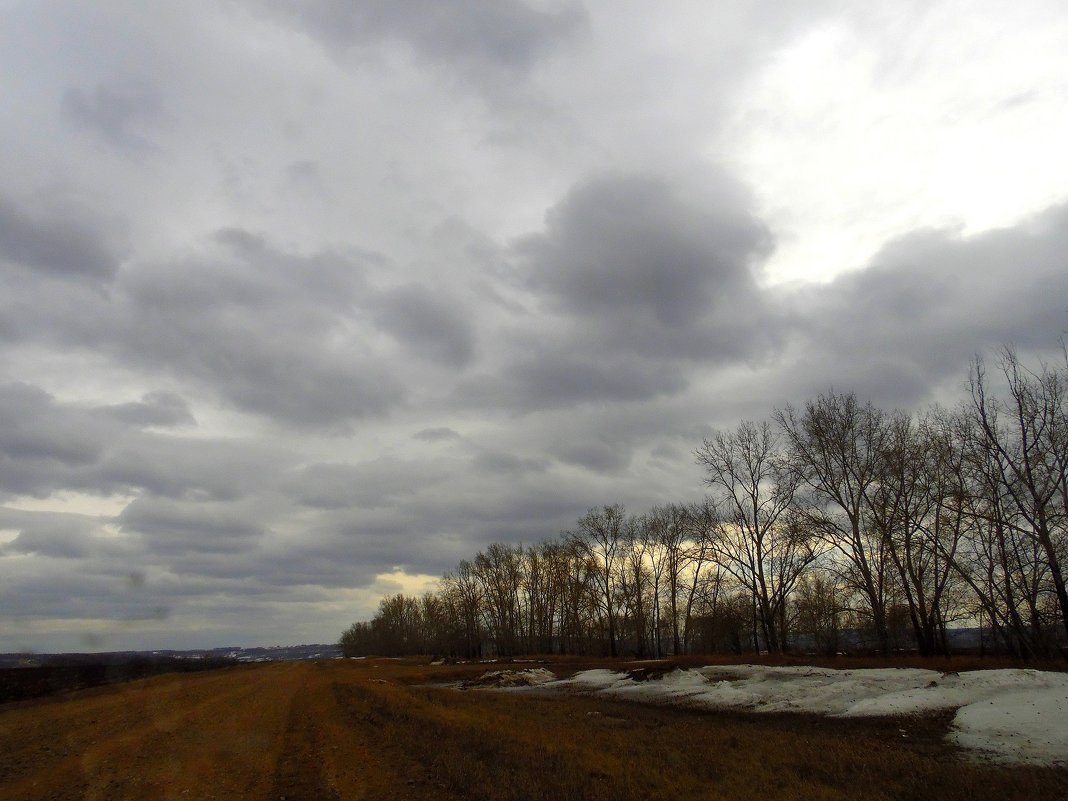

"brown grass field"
[1,656,1066,800]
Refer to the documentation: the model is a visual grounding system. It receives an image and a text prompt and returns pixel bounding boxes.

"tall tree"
[778,393,895,653]
[967,349,1068,649]
[870,410,964,655]
[697,420,815,652]
[568,505,628,656]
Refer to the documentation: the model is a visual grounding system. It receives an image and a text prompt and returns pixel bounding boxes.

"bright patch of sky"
[724,3,1068,283]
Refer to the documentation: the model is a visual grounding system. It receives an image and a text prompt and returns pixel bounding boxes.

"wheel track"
[271,670,341,801]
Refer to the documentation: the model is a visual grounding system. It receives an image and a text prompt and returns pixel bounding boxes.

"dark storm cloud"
[374,283,476,367]
[61,80,168,151]
[781,202,1068,407]
[0,195,118,280]
[258,0,587,76]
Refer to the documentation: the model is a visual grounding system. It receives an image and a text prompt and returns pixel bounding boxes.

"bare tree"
[792,568,847,655]
[568,505,628,656]
[949,407,1051,656]
[870,410,964,655]
[777,393,895,653]
[474,543,524,656]
[697,420,816,652]
[634,511,666,656]
[681,500,721,654]
[965,349,1068,650]
[441,560,484,657]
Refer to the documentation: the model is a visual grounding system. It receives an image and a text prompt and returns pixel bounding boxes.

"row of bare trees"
[341,348,1068,659]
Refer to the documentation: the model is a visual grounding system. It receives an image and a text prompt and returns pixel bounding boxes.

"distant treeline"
[341,347,1068,660]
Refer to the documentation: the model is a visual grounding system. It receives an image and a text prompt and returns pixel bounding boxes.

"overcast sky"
[2,1,1067,653]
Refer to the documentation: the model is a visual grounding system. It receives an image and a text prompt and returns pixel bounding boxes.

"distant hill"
[0,643,342,670]
[0,644,344,702]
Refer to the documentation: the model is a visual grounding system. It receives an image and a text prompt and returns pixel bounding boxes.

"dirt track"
[0,661,399,801]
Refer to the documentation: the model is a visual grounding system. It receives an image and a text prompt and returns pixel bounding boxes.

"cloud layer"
[1,0,1066,651]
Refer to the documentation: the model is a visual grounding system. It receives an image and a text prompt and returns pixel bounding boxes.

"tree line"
[341,347,1068,660]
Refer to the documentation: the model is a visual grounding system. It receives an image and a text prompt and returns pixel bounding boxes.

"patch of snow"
[949,677,1068,766]
[565,669,623,689]
[549,665,1068,766]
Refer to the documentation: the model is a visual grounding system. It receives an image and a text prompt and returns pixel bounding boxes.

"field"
[1,657,1066,801]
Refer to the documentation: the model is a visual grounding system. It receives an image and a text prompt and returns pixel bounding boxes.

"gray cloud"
[549,437,632,473]
[469,449,550,477]
[257,0,587,77]
[118,496,266,556]
[3,514,96,559]
[412,426,462,442]
[97,437,286,502]
[0,382,288,502]
[457,171,779,413]
[288,457,449,510]
[0,228,407,429]
[0,195,118,281]
[374,283,476,367]
[778,202,1068,407]
[522,173,771,325]
[519,172,780,363]
[61,80,168,151]
[0,384,104,497]
[462,351,689,411]
[94,391,196,429]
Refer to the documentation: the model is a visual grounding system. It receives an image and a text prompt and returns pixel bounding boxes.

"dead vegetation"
[0,657,1065,800]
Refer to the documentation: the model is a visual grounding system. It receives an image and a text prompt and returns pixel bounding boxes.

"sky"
[2,0,1067,653]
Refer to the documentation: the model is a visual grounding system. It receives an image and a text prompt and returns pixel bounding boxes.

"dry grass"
[331,657,1067,801]
[2,657,1065,800]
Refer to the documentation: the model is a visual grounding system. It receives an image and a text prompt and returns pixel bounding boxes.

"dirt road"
[0,661,403,801]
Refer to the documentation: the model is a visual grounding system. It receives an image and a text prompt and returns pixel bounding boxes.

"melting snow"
[546,665,1068,766]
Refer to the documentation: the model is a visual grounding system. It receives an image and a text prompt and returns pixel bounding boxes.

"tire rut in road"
[272,688,341,801]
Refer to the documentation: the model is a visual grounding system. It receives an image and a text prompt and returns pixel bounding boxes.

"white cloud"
[723,1,1068,283]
